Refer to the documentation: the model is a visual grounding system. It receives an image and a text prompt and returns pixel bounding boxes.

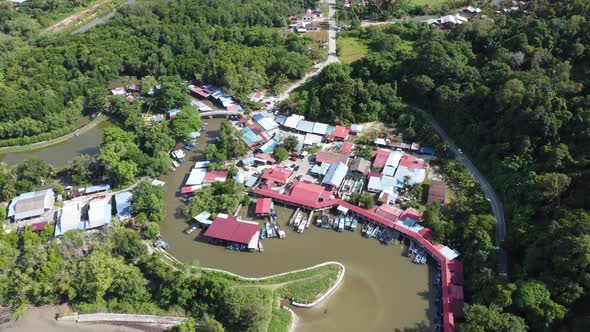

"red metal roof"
[332,125,350,139]
[31,221,48,232]
[204,171,227,183]
[191,86,211,98]
[289,181,327,204]
[399,155,428,169]
[315,151,349,164]
[400,208,422,221]
[252,187,463,332]
[373,149,391,168]
[203,215,258,245]
[261,167,293,184]
[254,153,276,164]
[181,186,199,194]
[374,205,403,222]
[255,198,273,215]
[248,122,265,135]
[339,141,355,154]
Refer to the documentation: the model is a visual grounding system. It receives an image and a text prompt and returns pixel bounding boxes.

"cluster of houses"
[4,184,133,237]
[181,161,229,195]
[289,8,323,33]
[189,84,244,113]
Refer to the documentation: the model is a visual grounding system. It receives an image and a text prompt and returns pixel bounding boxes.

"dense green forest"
[336,0,468,23]
[0,0,319,145]
[283,2,590,330]
[0,221,275,331]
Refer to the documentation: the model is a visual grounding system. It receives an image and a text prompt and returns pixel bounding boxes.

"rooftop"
[261,167,293,184]
[315,150,349,165]
[203,215,259,245]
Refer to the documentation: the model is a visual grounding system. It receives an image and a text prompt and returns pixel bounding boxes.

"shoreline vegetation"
[42,0,124,34]
[160,251,344,331]
[0,115,107,153]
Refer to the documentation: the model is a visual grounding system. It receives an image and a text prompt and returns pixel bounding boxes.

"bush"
[144,223,160,240]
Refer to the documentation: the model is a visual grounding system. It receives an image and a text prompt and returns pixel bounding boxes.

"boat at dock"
[297,219,306,233]
[289,208,301,227]
[364,223,374,237]
[292,209,303,229]
[350,217,358,231]
[338,217,344,232]
[306,211,314,228]
[371,226,380,238]
[260,227,267,239]
[184,225,198,234]
[344,215,351,230]
[266,222,275,238]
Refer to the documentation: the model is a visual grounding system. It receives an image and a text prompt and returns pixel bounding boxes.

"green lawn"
[337,37,369,64]
[268,307,292,332]
[409,0,443,6]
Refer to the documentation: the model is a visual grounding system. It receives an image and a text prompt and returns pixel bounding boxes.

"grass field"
[409,0,443,5]
[337,37,369,64]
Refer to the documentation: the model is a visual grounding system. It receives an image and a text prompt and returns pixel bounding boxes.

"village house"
[8,189,55,223]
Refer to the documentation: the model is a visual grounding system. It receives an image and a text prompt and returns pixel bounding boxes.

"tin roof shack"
[349,157,370,176]
[255,198,273,216]
[114,192,133,220]
[87,198,112,229]
[392,155,428,188]
[203,214,260,251]
[55,201,84,236]
[8,189,55,222]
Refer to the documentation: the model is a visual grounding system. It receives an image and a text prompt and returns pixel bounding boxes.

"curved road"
[414,108,507,277]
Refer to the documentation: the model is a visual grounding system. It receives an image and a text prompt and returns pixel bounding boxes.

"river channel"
[159,118,435,332]
[0,120,115,168]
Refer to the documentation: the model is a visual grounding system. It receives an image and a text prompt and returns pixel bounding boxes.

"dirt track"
[44,0,109,33]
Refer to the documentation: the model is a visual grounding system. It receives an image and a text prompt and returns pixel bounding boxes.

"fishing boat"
[322,216,331,228]
[260,227,267,239]
[344,216,351,230]
[376,227,385,241]
[292,209,303,228]
[289,208,301,227]
[365,224,374,237]
[297,219,306,233]
[338,217,344,232]
[371,226,380,238]
[266,222,275,238]
[278,230,286,239]
[328,217,335,229]
[333,217,339,230]
[420,255,427,264]
[184,225,198,234]
[350,217,358,231]
[406,240,415,256]
[315,215,323,227]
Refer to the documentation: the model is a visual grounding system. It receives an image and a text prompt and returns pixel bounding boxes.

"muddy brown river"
[159,118,435,332]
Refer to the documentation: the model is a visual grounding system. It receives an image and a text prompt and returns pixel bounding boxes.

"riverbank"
[0,305,145,332]
[0,115,107,154]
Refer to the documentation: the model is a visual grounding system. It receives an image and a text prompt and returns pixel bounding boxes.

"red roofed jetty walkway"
[253,186,463,332]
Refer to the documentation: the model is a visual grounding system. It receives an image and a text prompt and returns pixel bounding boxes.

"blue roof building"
[321,161,349,188]
[241,127,263,147]
[114,192,133,220]
[84,184,110,195]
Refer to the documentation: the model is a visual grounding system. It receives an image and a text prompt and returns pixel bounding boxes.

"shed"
[87,199,112,229]
[194,211,212,226]
[339,141,355,154]
[85,184,111,195]
[10,189,55,221]
[367,176,382,193]
[275,115,287,126]
[186,168,207,186]
[194,161,210,169]
[55,201,84,236]
[114,192,133,220]
[310,163,330,177]
[349,157,370,175]
[244,176,259,188]
[257,117,279,131]
[255,198,273,216]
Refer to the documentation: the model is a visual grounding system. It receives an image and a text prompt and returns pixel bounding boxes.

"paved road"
[414,108,508,277]
[266,0,339,104]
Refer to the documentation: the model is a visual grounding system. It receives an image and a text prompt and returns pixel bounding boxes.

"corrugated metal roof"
[186,168,207,186]
[88,199,112,229]
[321,161,348,187]
[296,120,315,133]
[114,192,133,220]
[284,114,304,128]
[312,122,329,135]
